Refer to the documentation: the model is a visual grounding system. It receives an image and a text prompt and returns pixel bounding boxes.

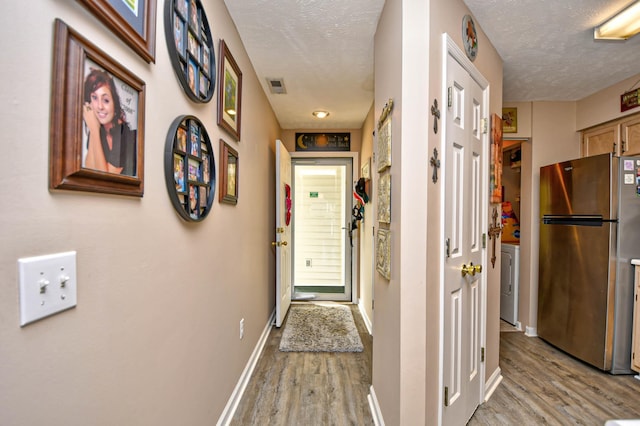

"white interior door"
[442,52,486,425]
[275,140,292,327]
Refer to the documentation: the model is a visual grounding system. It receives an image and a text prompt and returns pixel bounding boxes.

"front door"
[274,140,292,327]
[291,157,353,301]
[442,51,486,424]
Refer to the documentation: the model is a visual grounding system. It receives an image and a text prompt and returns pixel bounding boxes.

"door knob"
[271,241,288,247]
[474,264,482,274]
[461,263,477,277]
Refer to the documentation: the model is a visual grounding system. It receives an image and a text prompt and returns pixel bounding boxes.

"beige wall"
[372,0,503,423]
[0,1,281,424]
[576,73,640,130]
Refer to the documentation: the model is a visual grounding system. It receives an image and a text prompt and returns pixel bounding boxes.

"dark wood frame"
[164,115,216,221]
[164,0,215,103]
[217,39,243,141]
[219,139,238,205]
[77,0,157,63]
[50,19,145,197]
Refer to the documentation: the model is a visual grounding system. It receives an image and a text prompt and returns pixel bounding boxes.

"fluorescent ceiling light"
[594,0,640,40]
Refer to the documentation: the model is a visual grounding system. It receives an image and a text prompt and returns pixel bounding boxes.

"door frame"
[438,33,490,424]
[290,151,359,304]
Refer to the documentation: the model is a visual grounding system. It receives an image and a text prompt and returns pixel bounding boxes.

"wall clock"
[164,0,215,102]
[462,14,478,62]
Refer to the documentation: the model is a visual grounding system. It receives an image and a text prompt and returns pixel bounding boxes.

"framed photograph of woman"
[176,127,187,152]
[76,0,157,63]
[173,154,185,192]
[50,19,145,197]
[217,39,243,141]
[173,13,184,56]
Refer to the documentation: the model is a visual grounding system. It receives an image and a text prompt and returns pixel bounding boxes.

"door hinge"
[447,87,452,108]
[481,118,488,134]
[613,142,617,154]
[445,238,451,258]
[444,386,449,407]
[482,233,486,249]
[481,347,485,362]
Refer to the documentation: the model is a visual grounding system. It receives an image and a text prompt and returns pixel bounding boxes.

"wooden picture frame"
[164,115,216,221]
[490,113,504,204]
[376,229,391,280]
[217,39,243,141]
[77,0,157,63]
[219,139,239,205]
[164,0,215,103]
[50,19,145,197]
[502,107,517,133]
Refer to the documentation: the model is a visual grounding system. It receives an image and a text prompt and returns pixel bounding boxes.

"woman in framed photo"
[82,67,137,176]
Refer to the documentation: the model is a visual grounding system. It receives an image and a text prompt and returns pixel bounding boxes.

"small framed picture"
[217,39,243,141]
[219,139,239,205]
[176,0,187,18]
[188,0,199,30]
[176,127,187,152]
[202,44,210,76]
[77,0,157,63]
[188,158,199,181]
[49,19,145,197]
[502,107,517,133]
[173,154,185,192]
[199,73,208,96]
[187,58,198,94]
[174,14,184,56]
[189,121,200,156]
[188,184,199,219]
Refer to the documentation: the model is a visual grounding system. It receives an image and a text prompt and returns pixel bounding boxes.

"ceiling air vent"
[266,78,286,94]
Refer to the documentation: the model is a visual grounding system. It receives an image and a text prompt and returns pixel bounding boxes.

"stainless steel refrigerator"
[538,153,640,374]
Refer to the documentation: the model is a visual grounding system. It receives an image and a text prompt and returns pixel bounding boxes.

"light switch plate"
[18,251,77,326]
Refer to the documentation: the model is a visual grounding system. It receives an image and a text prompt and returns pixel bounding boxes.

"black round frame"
[164,0,216,103]
[164,115,216,222]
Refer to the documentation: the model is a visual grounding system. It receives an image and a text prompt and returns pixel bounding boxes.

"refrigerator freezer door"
[539,153,614,218]
[538,221,615,370]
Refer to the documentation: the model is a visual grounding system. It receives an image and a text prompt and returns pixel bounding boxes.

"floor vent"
[266,77,286,94]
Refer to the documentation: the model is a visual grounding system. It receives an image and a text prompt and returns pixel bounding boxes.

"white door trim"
[290,151,359,304]
[438,32,490,424]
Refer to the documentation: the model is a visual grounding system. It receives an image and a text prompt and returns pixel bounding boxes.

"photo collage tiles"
[173,118,212,219]
[173,0,212,99]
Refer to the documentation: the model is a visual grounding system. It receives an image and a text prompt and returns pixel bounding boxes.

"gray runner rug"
[279,303,364,352]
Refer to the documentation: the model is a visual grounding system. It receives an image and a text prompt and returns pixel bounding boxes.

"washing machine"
[500,243,520,325]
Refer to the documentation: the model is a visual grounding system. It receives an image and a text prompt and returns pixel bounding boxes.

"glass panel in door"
[291,158,352,301]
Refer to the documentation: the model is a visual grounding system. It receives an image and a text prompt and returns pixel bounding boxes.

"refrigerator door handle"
[542,215,617,226]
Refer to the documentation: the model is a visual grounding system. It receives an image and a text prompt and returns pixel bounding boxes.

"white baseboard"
[515,321,523,331]
[368,385,385,426]
[217,309,275,426]
[483,367,503,402]
[525,326,537,337]
[358,301,373,335]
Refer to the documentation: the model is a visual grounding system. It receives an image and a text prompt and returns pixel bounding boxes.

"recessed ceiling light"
[312,111,330,119]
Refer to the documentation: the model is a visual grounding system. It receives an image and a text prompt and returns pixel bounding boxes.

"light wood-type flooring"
[231,306,640,425]
[230,304,373,426]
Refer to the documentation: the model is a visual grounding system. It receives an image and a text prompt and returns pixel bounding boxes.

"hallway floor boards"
[230,304,373,426]
[470,331,640,425]
[230,310,640,425]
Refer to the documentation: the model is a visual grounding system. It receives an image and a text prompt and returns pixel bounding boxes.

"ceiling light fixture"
[594,0,640,40]
[312,111,330,119]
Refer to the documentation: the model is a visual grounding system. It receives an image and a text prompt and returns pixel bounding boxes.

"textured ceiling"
[464,0,640,102]
[224,0,385,129]
[225,0,640,130]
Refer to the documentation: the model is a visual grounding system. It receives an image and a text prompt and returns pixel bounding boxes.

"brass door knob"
[271,241,288,247]
[461,263,476,277]
[474,264,482,274]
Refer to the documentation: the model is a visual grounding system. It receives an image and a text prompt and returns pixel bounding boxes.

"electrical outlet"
[240,318,245,340]
[18,251,77,326]
[306,259,312,267]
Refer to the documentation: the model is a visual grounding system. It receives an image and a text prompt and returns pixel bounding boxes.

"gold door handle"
[474,264,482,274]
[281,241,288,246]
[461,263,476,277]
[271,241,288,247]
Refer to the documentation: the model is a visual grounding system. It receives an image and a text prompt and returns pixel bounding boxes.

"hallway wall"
[372,0,503,424]
[0,1,280,424]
